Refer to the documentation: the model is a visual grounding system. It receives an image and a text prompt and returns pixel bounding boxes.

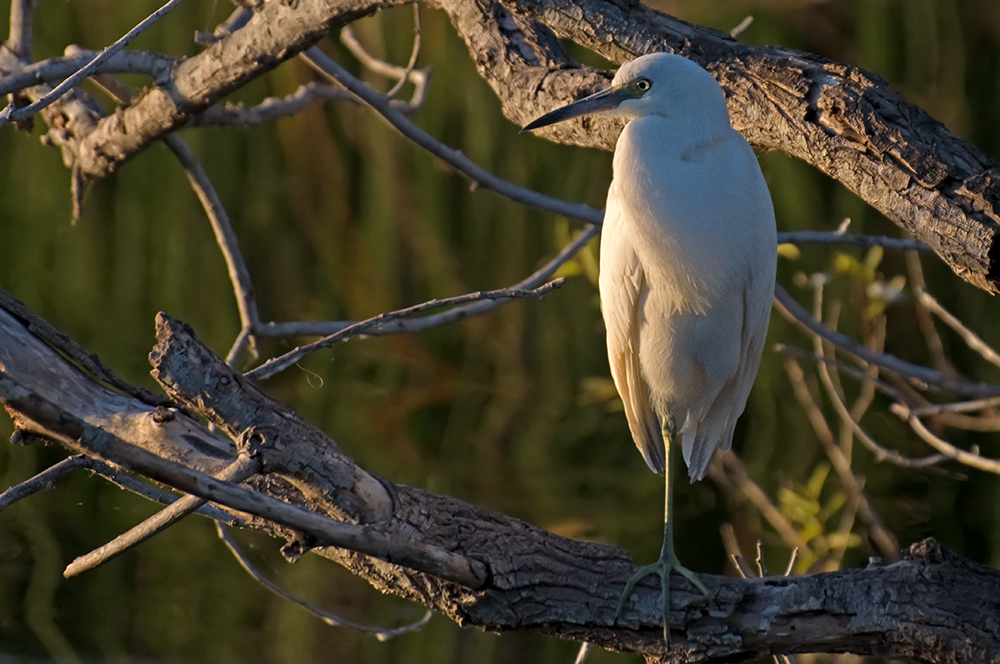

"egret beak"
[521,86,629,132]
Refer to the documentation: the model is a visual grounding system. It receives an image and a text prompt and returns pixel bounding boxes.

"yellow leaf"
[777,243,801,260]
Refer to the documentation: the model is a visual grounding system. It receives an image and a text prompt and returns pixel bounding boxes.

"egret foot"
[613,552,711,644]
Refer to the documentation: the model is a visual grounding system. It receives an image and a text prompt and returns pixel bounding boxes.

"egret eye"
[635,78,652,92]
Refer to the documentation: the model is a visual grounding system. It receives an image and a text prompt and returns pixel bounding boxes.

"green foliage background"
[1,1,999,662]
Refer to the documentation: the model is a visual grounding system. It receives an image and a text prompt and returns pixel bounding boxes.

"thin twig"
[168,137,260,334]
[890,404,1000,475]
[755,540,767,576]
[335,24,430,112]
[719,523,754,579]
[0,0,185,127]
[247,280,564,381]
[379,5,421,100]
[216,522,434,641]
[190,82,355,127]
[194,6,252,45]
[934,411,1000,432]
[777,344,903,404]
[84,458,246,526]
[339,19,423,98]
[572,642,593,664]
[908,396,1000,417]
[710,452,812,554]
[0,455,87,511]
[787,341,948,467]
[783,548,799,577]
[804,283,947,470]
[774,285,1000,397]
[0,50,175,96]
[905,249,957,377]
[783,358,898,560]
[915,286,1000,370]
[848,314,885,425]
[63,454,261,578]
[225,326,253,366]
[256,225,598,341]
[729,15,753,38]
[776,231,930,252]
[299,46,603,226]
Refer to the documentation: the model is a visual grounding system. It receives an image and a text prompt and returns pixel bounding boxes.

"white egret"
[523,53,776,642]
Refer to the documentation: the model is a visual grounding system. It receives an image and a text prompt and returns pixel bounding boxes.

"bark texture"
[2,297,999,663]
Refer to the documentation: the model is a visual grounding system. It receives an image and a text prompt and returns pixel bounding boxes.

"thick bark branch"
[3,298,999,662]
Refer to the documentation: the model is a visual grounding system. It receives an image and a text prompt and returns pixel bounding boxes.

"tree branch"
[3,291,999,662]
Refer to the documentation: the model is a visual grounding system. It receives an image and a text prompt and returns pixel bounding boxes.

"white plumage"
[524,52,776,641]
[598,55,776,481]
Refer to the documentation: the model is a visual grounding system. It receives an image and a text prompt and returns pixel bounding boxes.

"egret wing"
[600,199,666,474]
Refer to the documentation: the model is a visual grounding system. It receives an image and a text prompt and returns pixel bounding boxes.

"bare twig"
[63,454,261,578]
[783,358,898,560]
[194,7,252,45]
[299,46,603,225]
[890,404,1000,475]
[247,280,564,380]
[383,5,421,99]
[805,283,947,470]
[215,522,433,641]
[254,225,598,341]
[167,138,260,336]
[720,523,755,579]
[774,285,1000,398]
[0,454,87,511]
[225,326,253,366]
[710,452,812,555]
[915,286,1000,370]
[190,82,355,127]
[0,0,185,127]
[729,15,753,39]
[776,231,930,252]
[0,50,174,96]
[572,642,594,664]
[783,548,799,577]
[908,396,1000,417]
[83,458,245,526]
[340,6,423,101]
[781,342,948,468]
[905,250,957,377]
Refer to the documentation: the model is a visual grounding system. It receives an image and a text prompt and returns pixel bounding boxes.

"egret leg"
[614,423,711,643]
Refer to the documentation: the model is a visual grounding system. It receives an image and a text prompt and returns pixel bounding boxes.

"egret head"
[521,53,729,132]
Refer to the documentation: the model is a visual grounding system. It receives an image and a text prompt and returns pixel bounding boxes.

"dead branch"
[3,294,999,662]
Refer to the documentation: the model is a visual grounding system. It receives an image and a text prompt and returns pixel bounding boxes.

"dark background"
[1,0,998,661]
